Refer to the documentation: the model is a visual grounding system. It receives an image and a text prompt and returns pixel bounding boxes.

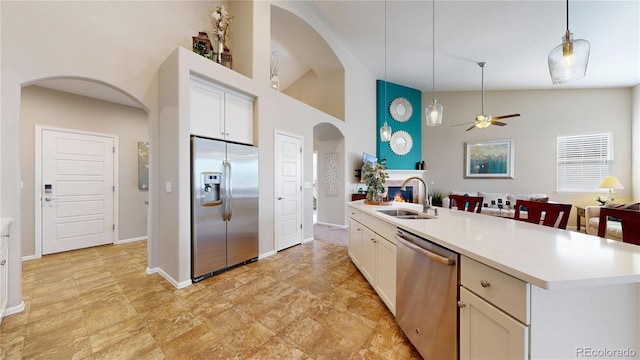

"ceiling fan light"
[426,99,443,127]
[380,120,392,142]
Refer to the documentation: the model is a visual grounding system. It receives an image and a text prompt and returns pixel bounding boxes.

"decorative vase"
[216,41,224,64]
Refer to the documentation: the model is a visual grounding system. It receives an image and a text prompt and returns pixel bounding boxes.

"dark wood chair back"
[449,194,484,213]
[514,200,572,230]
[597,207,640,245]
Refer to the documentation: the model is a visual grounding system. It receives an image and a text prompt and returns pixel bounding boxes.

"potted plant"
[431,191,443,207]
[362,161,389,203]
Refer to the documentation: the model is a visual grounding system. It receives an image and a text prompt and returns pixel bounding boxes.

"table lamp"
[598,176,624,200]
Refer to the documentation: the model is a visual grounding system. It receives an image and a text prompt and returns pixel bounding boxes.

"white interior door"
[41,128,116,255]
[275,132,302,251]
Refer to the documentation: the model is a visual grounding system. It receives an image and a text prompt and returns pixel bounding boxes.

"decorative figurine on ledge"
[192,31,215,60]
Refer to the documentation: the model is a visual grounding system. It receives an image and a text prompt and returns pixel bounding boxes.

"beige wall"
[283,69,346,121]
[20,86,149,257]
[422,88,634,227]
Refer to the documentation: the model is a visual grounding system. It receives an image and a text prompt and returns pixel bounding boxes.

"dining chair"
[449,194,484,213]
[597,207,640,245]
[514,200,572,229]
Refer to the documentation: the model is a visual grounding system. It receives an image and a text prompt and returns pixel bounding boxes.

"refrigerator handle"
[222,160,229,221]
[227,160,233,221]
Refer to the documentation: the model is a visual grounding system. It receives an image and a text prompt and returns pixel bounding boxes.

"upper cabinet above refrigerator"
[189,75,255,145]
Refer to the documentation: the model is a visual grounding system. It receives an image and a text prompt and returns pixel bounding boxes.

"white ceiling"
[287,0,640,92]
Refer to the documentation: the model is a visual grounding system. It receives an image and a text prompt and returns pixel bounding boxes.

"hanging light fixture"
[379,0,392,142]
[548,0,590,84]
[425,0,443,126]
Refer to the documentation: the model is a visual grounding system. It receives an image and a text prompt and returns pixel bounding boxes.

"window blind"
[557,133,613,192]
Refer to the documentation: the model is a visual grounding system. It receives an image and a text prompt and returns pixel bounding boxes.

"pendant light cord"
[431,0,436,101]
[566,0,569,32]
[384,0,387,118]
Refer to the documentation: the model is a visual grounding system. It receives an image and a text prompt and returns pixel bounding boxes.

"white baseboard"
[314,221,348,229]
[259,250,276,259]
[4,300,26,317]
[116,236,147,244]
[146,267,191,289]
[303,236,314,243]
[22,238,146,261]
[21,255,38,261]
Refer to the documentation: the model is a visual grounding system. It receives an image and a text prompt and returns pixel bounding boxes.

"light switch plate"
[165,182,172,192]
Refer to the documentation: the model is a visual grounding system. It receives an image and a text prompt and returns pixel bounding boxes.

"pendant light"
[425,0,443,126]
[379,0,392,142]
[548,0,590,84]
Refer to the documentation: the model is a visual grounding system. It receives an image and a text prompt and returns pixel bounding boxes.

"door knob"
[44,196,56,202]
[457,301,466,308]
[278,197,283,200]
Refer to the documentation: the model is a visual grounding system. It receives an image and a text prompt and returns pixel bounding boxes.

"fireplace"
[388,186,414,203]
[383,170,426,204]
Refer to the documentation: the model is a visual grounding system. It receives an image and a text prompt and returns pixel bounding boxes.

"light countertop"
[349,201,640,290]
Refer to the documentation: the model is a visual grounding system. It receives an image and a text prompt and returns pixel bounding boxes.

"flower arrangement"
[211,4,233,46]
[362,161,389,202]
[594,194,614,206]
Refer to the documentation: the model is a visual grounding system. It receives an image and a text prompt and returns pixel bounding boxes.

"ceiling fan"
[452,62,520,131]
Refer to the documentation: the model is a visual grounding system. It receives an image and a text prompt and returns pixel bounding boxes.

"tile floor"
[1,239,421,359]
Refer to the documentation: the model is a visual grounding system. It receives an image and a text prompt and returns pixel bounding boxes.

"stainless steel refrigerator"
[191,136,259,281]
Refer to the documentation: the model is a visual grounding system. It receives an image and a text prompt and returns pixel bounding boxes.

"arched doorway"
[312,122,347,245]
[19,77,152,259]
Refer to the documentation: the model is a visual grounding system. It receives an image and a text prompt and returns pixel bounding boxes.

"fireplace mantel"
[386,170,426,181]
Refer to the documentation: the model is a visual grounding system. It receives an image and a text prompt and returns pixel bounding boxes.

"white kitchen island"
[348,200,639,359]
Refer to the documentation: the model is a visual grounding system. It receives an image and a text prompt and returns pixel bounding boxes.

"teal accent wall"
[376,80,422,170]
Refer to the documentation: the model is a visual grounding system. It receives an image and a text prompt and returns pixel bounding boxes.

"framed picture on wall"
[464,139,514,178]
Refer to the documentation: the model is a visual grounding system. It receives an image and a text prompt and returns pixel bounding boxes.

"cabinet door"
[375,235,396,315]
[190,77,224,139]
[0,240,8,320]
[459,287,529,360]
[348,219,363,267]
[360,226,375,284]
[224,91,254,145]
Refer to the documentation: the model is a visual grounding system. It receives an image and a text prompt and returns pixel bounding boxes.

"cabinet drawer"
[349,208,366,224]
[461,256,530,324]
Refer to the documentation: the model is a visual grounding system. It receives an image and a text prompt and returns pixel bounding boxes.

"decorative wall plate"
[389,130,413,156]
[389,97,412,122]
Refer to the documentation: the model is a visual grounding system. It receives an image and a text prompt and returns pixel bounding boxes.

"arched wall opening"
[271,5,345,121]
[313,122,346,227]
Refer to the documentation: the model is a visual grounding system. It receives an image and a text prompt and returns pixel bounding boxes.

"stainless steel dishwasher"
[395,228,459,359]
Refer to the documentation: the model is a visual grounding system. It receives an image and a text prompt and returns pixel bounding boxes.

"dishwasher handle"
[395,233,455,266]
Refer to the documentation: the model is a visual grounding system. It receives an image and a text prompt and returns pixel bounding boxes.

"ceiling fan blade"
[465,124,477,131]
[451,121,476,127]
[491,113,520,120]
[491,121,507,126]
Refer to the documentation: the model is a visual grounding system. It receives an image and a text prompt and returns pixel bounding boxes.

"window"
[557,133,613,192]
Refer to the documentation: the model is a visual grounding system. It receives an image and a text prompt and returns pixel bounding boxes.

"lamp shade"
[548,31,590,84]
[379,121,392,142]
[425,99,443,127]
[598,176,624,190]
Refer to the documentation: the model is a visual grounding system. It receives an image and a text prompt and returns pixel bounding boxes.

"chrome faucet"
[401,176,437,215]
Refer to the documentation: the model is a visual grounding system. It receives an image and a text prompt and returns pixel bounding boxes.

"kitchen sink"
[376,209,437,220]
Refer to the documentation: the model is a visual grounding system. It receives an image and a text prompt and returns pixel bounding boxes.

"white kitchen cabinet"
[459,256,529,360]
[374,233,396,314]
[189,76,254,145]
[348,218,363,268]
[459,287,528,360]
[348,210,397,315]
